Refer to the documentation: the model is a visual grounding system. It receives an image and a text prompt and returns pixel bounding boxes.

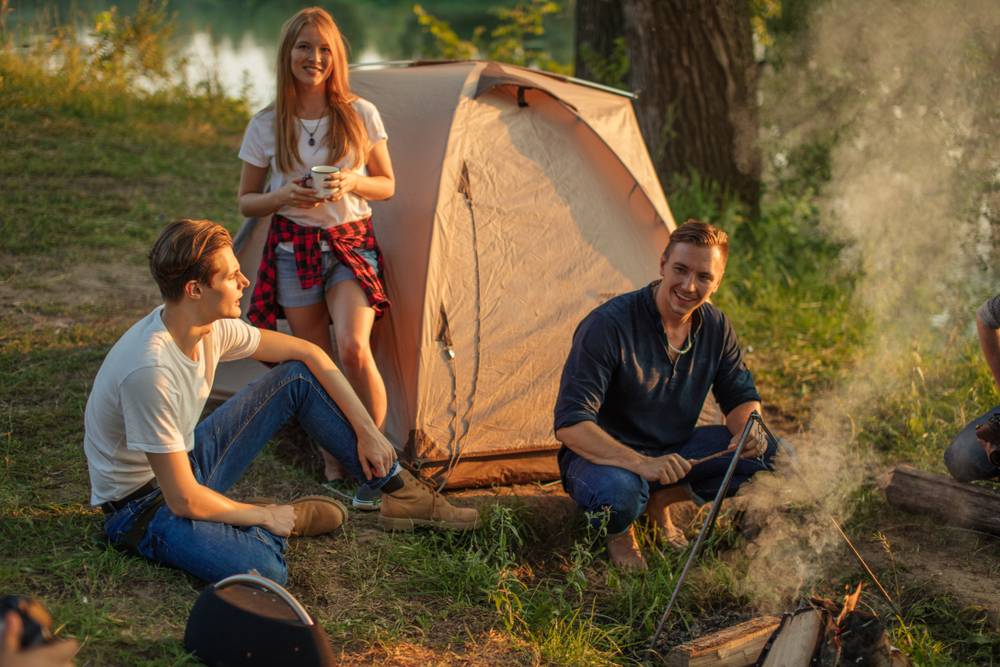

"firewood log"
[663,616,781,667]
[880,465,1000,535]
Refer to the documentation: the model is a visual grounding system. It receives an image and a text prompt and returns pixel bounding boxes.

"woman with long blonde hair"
[238,7,393,485]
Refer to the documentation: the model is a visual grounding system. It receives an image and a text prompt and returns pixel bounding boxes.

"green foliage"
[412,4,479,60]
[577,36,629,89]
[890,588,1000,665]
[413,0,570,74]
[90,1,177,85]
[386,503,526,604]
[854,340,997,472]
[750,0,783,49]
[667,140,867,419]
[1,1,246,123]
[0,2,247,270]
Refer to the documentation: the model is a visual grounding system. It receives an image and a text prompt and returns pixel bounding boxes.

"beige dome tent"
[213,60,676,488]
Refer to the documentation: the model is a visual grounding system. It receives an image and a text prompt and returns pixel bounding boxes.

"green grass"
[0,15,248,272]
[2,5,998,666]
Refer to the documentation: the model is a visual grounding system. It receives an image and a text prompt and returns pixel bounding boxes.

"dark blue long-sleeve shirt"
[553,281,760,451]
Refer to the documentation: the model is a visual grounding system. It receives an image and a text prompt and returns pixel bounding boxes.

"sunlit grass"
[1,4,997,665]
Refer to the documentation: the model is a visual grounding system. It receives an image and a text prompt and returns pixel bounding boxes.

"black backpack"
[184,574,336,666]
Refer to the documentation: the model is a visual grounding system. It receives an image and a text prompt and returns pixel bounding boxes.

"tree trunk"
[574,0,625,85]
[574,0,761,211]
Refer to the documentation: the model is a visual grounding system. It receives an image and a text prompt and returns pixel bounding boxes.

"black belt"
[100,479,160,515]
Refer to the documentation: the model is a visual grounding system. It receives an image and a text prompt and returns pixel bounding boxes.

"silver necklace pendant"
[299,117,321,148]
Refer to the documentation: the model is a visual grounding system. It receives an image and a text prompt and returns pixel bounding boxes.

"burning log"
[752,585,910,666]
[880,464,1000,535]
[814,584,909,667]
[662,616,781,667]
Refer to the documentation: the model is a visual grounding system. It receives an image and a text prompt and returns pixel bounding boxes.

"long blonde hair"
[273,7,366,175]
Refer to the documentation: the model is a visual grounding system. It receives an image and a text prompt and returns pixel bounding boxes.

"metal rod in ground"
[753,418,903,618]
[828,504,902,617]
[647,412,758,654]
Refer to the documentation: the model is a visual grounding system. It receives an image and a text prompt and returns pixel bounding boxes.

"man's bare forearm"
[302,349,383,441]
[171,483,271,526]
[557,420,693,485]
[725,400,761,438]
[556,421,646,474]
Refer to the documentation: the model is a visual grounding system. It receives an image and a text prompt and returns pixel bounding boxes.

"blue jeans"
[275,244,380,308]
[944,407,1000,482]
[558,425,777,535]
[103,361,399,584]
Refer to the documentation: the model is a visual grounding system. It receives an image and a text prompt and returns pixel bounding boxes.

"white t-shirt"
[83,307,261,505]
[238,98,388,231]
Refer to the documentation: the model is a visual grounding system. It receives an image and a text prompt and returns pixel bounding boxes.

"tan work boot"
[289,496,348,537]
[378,469,481,531]
[607,525,647,571]
[646,485,693,550]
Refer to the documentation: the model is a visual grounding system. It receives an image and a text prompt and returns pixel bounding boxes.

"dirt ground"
[0,253,159,335]
[859,517,1000,628]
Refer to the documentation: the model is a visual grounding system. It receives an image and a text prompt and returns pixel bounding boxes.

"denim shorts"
[275,244,379,308]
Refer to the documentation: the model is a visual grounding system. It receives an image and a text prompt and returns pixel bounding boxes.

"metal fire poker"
[647,411,759,653]
[647,412,901,654]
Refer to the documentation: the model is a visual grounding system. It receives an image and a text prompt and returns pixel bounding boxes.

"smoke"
[736,0,1000,607]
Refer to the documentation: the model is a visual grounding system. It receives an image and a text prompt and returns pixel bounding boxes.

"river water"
[10,0,574,109]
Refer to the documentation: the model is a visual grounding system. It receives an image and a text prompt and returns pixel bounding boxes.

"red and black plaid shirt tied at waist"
[247,214,390,330]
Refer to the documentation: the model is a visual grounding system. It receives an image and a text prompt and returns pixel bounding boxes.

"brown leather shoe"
[378,469,481,531]
[607,525,647,571]
[289,496,348,537]
[646,485,694,549]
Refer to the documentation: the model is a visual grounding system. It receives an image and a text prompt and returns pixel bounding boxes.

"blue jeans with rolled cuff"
[103,360,399,584]
[944,406,1000,482]
[558,424,777,536]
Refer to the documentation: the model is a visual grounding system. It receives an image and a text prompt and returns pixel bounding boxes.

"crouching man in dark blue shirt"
[553,220,776,571]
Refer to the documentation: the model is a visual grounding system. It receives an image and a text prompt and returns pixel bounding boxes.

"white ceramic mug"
[309,165,340,198]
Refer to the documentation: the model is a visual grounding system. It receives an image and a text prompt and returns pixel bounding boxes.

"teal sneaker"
[321,480,381,511]
[351,483,382,511]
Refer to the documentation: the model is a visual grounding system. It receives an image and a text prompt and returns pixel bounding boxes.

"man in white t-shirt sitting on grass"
[84,219,479,584]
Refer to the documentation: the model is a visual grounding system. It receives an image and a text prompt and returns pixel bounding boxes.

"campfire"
[661,583,909,666]
[808,583,907,666]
